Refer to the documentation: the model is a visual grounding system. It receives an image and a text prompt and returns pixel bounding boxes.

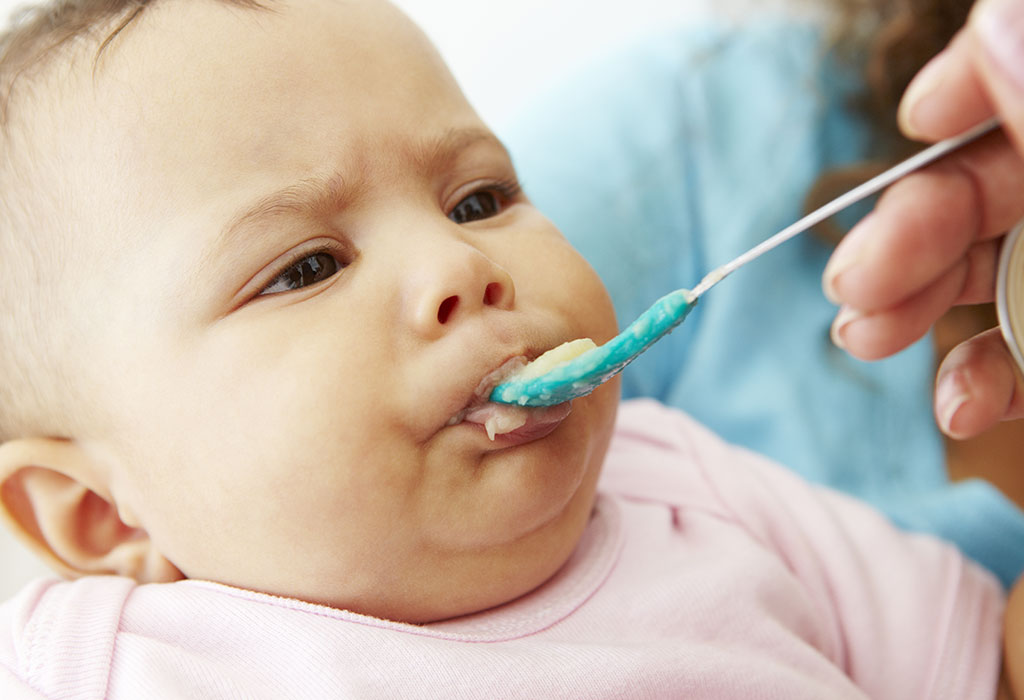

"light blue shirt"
[501,18,1024,587]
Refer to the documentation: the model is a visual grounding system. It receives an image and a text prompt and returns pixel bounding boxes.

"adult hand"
[822,0,1024,439]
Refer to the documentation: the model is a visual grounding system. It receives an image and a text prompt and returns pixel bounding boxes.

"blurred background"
[0,0,822,600]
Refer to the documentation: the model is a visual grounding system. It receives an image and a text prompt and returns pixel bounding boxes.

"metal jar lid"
[996,220,1024,376]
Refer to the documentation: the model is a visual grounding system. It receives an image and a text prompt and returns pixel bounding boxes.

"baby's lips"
[463,401,572,441]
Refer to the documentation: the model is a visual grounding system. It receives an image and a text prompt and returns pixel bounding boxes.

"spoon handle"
[689,117,1002,299]
[488,118,1003,408]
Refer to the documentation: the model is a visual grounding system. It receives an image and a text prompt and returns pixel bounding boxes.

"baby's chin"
[425,399,613,569]
[227,490,599,624]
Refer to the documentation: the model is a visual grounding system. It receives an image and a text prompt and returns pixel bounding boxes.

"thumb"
[934,327,1024,439]
[898,0,1024,146]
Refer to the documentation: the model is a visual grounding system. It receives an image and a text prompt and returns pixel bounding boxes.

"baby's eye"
[448,191,500,224]
[259,252,343,296]
[448,178,522,225]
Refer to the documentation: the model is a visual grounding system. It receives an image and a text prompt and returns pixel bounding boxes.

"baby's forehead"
[8,0,472,233]
[0,4,296,226]
[10,0,474,270]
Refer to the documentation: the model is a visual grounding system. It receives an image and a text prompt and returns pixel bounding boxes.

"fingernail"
[898,48,952,139]
[823,256,856,305]
[935,370,971,438]
[976,0,1024,91]
[822,217,872,305]
[830,307,864,350]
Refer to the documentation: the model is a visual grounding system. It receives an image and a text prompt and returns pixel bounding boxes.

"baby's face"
[49,0,618,622]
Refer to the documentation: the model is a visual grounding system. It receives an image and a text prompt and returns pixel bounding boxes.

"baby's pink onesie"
[0,400,1005,698]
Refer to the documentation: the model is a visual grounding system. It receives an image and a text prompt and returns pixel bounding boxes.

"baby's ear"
[0,437,181,583]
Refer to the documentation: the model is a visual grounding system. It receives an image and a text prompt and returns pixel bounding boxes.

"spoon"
[490,118,1002,407]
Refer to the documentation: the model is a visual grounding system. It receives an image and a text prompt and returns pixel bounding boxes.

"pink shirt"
[0,400,1005,699]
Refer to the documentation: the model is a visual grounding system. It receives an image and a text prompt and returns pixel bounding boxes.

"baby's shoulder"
[602,399,744,516]
[603,399,851,537]
[0,576,136,697]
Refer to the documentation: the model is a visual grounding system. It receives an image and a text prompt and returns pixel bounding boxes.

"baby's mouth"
[448,356,573,441]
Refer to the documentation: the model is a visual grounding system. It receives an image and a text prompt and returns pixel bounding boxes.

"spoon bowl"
[490,289,694,406]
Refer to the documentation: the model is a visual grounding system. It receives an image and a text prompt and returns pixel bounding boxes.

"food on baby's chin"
[504,338,597,382]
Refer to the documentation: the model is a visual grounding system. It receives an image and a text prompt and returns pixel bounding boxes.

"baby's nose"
[435,281,509,324]
[408,245,515,339]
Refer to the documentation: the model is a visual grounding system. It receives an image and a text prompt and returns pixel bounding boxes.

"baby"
[0,0,1017,697]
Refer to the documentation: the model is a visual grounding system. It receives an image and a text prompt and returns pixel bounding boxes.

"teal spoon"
[490,118,1001,407]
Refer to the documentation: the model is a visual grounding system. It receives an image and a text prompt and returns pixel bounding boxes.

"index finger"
[900,0,1024,157]
[825,127,1024,312]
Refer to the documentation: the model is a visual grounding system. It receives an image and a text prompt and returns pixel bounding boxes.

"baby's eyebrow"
[408,127,512,175]
[207,174,362,267]
[205,127,510,263]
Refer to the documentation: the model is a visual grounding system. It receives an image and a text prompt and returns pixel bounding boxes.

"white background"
[0,0,816,599]
[0,0,753,130]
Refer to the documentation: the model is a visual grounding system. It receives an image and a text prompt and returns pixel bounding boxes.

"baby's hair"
[0,0,266,443]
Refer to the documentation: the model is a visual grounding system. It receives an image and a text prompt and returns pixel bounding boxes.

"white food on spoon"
[501,338,597,383]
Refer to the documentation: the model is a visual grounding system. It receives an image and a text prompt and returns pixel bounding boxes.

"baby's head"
[0,0,619,622]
